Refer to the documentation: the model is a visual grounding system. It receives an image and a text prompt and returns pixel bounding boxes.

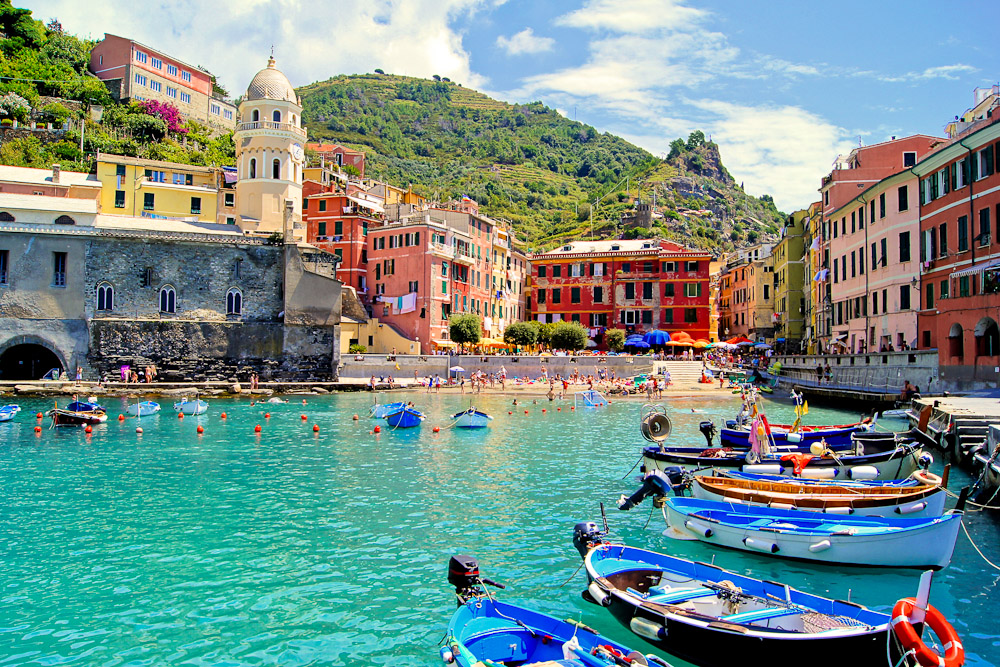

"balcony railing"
[236,121,307,138]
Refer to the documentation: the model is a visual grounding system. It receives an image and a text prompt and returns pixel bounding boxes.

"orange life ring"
[911,469,943,487]
[891,597,964,667]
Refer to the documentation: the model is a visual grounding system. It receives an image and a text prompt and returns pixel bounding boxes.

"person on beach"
[815,363,823,384]
[824,362,832,383]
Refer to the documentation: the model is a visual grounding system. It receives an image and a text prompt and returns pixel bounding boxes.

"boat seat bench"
[722,607,803,623]
[627,586,718,604]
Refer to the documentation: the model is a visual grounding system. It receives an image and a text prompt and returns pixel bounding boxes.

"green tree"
[667,138,686,159]
[449,313,482,351]
[604,328,626,352]
[529,320,555,347]
[686,130,706,150]
[550,321,588,351]
[502,321,537,347]
[349,343,367,354]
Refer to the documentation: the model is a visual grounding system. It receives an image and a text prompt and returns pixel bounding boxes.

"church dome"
[246,56,298,104]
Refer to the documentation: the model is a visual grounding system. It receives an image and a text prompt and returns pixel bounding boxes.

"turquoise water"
[1,393,997,666]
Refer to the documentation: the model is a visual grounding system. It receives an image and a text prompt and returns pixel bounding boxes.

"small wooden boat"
[718,469,924,488]
[173,398,208,415]
[127,401,161,417]
[66,400,104,413]
[641,437,924,481]
[573,522,963,667]
[384,405,424,428]
[451,407,492,428]
[444,555,675,667]
[47,407,108,426]
[369,400,406,419]
[0,404,21,422]
[662,496,962,569]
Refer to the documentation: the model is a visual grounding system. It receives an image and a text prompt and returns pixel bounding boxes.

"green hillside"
[298,73,785,251]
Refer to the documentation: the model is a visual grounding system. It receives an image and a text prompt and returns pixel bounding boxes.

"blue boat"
[369,400,406,419]
[384,405,424,428]
[127,401,161,417]
[444,555,675,667]
[451,407,493,428]
[661,496,963,569]
[67,400,104,413]
[719,424,862,450]
[0,404,21,422]
[572,522,956,667]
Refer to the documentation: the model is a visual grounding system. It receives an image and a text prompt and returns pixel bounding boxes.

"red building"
[306,143,366,178]
[914,97,1000,387]
[528,239,712,343]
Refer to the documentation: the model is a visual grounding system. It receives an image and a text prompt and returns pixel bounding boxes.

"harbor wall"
[771,350,939,396]
[338,354,655,380]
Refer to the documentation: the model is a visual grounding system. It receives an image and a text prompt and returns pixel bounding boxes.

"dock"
[907,396,1000,463]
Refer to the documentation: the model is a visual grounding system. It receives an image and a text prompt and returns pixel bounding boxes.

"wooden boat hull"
[663,498,961,569]
[47,409,108,426]
[642,440,922,481]
[451,409,492,428]
[581,542,896,667]
[690,475,947,517]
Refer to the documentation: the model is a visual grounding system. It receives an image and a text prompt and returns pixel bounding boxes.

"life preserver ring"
[890,597,964,667]
[911,469,943,487]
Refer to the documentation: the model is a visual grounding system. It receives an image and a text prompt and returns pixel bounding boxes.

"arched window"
[55,215,75,225]
[272,109,281,123]
[226,288,242,316]
[272,158,281,180]
[948,322,964,359]
[251,109,259,122]
[96,282,114,311]
[249,158,256,179]
[159,285,176,314]
[975,317,999,356]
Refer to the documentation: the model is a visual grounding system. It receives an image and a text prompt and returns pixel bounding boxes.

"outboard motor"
[699,420,717,447]
[573,521,605,558]
[725,419,738,430]
[918,452,934,471]
[618,468,687,511]
[448,555,505,605]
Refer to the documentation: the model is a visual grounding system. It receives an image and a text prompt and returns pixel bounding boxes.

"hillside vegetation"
[299,73,785,251]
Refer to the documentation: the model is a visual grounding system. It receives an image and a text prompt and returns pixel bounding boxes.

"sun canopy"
[643,329,672,345]
[432,339,456,347]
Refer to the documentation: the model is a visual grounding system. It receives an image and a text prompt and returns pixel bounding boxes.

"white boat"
[663,497,963,569]
[127,401,161,417]
[174,398,208,415]
[451,407,493,428]
[0,404,21,422]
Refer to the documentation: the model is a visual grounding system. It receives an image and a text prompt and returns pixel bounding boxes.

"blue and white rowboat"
[127,401,161,417]
[174,398,208,415]
[451,407,493,428]
[662,496,962,569]
[369,401,406,419]
[385,405,424,428]
[0,404,21,422]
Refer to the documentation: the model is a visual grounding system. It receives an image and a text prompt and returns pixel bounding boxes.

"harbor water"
[1,393,997,666]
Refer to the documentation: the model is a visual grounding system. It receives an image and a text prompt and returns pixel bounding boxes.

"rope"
[556,560,586,588]
[942,486,1000,511]
[642,501,655,530]
[622,454,643,480]
[961,519,1000,572]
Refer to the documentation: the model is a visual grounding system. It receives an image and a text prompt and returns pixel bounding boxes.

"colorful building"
[528,239,711,343]
[95,154,221,223]
[306,143,366,179]
[89,34,236,133]
[772,210,806,350]
[914,91,1000,387]
[803,201,823,352]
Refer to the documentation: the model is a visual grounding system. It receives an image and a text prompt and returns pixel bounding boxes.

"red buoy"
[118,414,125,421]
[571,406,575,410]
[433,426,440,433]
[136,426,143,434]
[542,409,546,413]
[221,412,227,419]
[557,407,561,411]
[373,425,381,433]
[265,412,271,419]
[301,414,307,420]
[254,424,262,433]
[524,410,529,414]
[508,411,512,415]
[84,425,92,433]
[36,412,43,419]
[178,412,184,420]
[34,425,42,433]
[313,424,320,432]
[196,425,204,434]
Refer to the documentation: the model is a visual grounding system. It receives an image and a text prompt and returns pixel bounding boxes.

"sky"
[24,0,1000,212]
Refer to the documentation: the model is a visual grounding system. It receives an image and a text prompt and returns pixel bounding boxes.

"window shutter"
[697,282,702,297]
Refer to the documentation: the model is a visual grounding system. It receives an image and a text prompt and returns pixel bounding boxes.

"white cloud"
[869,64,977,83]
[22,0,491,96]
[556,0,707,33]
[496,28,554,55]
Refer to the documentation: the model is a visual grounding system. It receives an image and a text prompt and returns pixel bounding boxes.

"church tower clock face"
[291,143,304,164]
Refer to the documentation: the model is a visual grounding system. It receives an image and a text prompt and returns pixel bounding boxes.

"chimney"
[52,164,61,184]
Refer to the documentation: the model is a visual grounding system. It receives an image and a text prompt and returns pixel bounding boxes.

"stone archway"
[0,336,68,381]
[975,317,1000,357]
[947,323,964,360]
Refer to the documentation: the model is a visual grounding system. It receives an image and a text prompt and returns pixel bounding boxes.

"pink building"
[306,143,366,179]
[89,34,236,132]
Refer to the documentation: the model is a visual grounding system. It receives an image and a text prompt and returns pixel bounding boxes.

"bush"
[39,101,70,124]
[503,321,537,347]
[349,343,367,354]
[449,313,482,350]
[0,91,30,121]
[604,328,626,352]
[550,321,588,351]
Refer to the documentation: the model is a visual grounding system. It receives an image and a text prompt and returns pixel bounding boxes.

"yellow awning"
[432,339,457,347]
[480,337,507,347]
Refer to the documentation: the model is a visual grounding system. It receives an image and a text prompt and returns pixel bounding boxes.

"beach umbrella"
[754,343,772,350]
[643,329,671,345]
[737,341,755,347]
[726,335,753,345]
[449,366,465,372]
[629,341,651,349]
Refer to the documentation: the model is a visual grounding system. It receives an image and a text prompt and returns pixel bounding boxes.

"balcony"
[236,120,307,139]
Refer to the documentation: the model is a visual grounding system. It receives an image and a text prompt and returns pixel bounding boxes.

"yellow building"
[803,201,823,352]
[772,209,807,350]
[95,154,221,222]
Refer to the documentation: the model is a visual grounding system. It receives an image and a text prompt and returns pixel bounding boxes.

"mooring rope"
[961,520,1000,572]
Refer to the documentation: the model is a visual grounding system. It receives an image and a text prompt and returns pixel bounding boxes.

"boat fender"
[629,616,666,641]
[439,646,455,664]
[799,468,837,480]
[588,581,611,607]
[808,540,832,553]
[823,506,853,515]
[895,501,928,515]
[891,597,964,667]
[912,470,942,486]
[848,466,879,480]
[685,520,714,538]
[743,537,779,553]
[744,450,761,465]
[786,432,803,444]
[769,502,794,510]
[743,464,783,475]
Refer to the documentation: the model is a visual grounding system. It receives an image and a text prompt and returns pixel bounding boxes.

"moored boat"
[0,404,21,422]
[47,407,108,426]
[369,400,406,419]
[444,555,675,667]
[573,522,964,667]
[451,407,493,428]
[661,496,963,569]
[174,398,208,415]
[384,405,424,428]
[127,401,161,417]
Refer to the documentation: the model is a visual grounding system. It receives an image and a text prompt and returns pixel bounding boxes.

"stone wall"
[772,350,940,394]
[339,354,654,380]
